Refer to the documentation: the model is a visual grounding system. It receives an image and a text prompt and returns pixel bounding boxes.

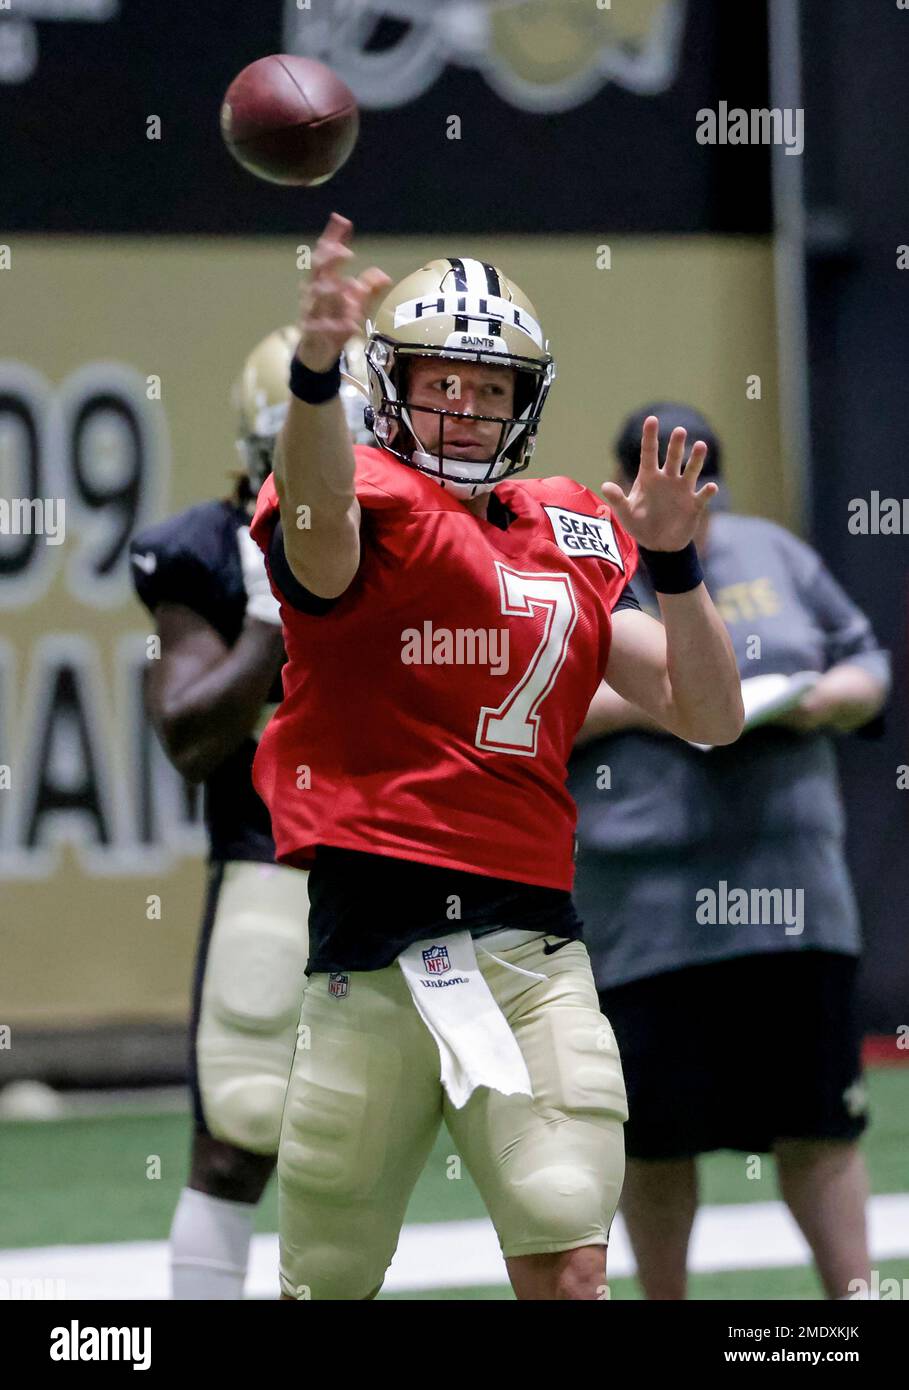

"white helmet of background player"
[233,326,371,497]
[338,333,371,443]
[364,256,556,498]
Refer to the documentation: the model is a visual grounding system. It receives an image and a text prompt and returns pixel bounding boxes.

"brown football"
[220,55,359,187]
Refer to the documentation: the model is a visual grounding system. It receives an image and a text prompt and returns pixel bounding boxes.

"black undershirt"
[306,845,583,973]
[269,488,641,972]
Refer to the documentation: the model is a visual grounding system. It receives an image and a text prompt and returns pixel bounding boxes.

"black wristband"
[289,354,341,404]
[638,541,703,594]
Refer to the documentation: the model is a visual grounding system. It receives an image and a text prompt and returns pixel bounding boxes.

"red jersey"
[251,446,637,891]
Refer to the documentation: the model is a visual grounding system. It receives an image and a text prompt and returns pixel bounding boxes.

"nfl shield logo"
[328,972,349,998]
[422,945,451,975]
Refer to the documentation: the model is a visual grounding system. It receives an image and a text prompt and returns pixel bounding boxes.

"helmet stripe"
[452,258,504,334]
[446,258,470,333]
[458,258,495,299]
[447,257,469,290]
[477,261,503,333]
[481,262,501,297]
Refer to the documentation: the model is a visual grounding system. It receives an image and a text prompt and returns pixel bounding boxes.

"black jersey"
[130,499,281,864]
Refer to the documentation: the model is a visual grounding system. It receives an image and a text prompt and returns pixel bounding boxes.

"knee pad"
[552,1013,628,1225]
[205,1074,290,1155]
[278,1242,388,1301]
[511,1163,611,1247]
[197,864,309,1154]
[476,999,628,1255]
[204,871,308,1038]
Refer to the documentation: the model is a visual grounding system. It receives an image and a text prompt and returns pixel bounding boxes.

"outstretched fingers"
[684,441,719,508]
[663,426,688,477]
[600,479,630,525]
[639,415,661,474]
[319,211,354,252]
[683,439,708,485]
[312,213,355,280]
[694,480,719,509]
[352,265,393,317]
[312,241,354,282]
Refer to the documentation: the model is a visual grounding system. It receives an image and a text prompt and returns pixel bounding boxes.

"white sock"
[169,1187,256,1300]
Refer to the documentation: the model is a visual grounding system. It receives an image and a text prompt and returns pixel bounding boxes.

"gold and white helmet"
[338,332,372,444]
[364,257,556,497]
[234,326,370,498]
[233,326,297,497]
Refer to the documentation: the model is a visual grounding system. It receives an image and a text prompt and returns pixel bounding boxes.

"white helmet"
[364,256,556,499]
[233,326,371,498]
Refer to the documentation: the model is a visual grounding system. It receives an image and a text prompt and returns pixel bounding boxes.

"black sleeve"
[129,536,225,630]
[268,520,343,616]
[611,582,642,614]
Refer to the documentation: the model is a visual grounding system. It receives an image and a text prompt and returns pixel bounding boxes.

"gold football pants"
[278,933,627,1299]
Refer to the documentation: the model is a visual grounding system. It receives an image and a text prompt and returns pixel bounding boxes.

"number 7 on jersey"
[475,562,578,757]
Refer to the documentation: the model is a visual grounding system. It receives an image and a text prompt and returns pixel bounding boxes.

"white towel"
[397,931,533,1110]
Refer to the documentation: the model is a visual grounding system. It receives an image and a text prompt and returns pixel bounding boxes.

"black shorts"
[598,950,869,1160]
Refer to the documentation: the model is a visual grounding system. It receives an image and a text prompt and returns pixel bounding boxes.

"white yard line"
[1,1194,907,1299]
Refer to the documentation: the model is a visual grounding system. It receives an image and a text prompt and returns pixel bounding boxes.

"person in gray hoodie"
[569,402,890,1301]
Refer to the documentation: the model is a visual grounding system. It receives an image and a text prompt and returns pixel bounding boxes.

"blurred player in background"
[130,327,370,1299]
[570,403,890,1300]
[250,214,744,1301]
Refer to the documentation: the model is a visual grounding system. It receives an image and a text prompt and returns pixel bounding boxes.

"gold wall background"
[0,233,784,1030]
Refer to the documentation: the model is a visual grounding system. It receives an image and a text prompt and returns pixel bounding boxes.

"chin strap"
[410,450,500,499]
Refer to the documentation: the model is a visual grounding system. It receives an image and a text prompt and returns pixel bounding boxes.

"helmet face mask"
[339,335,373,445]
[233,326,298,508]
[365,258,556,499]
[235,435,278,501]
[367,344,552,498]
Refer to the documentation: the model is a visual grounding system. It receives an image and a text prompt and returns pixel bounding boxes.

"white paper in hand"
[689,671,821,751]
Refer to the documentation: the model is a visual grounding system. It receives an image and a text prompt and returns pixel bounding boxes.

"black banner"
[0,0,771,235]
[5,1299,902,1370]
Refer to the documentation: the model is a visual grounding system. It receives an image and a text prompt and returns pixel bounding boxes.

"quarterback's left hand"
[600,416,718,552]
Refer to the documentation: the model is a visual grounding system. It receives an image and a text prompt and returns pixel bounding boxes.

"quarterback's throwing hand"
[297,213,392,372]
[600,416,718,552]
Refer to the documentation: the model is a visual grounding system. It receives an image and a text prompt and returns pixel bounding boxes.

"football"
[220,54,359,186]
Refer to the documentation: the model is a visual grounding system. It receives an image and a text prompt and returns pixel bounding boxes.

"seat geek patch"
[542,506,625,571]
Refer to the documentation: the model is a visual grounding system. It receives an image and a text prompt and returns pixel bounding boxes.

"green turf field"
[1,1067,907,1299]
